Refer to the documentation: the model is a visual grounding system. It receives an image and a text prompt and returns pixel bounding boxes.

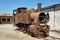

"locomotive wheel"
[31,33,35,37]
[30,32,38,37]
[27,30,31,35]
[21,30,26,32]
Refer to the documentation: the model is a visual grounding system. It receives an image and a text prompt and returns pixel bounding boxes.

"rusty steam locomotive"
[13,4,50,37]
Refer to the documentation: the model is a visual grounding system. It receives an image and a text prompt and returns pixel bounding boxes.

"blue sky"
[0,0,60,14]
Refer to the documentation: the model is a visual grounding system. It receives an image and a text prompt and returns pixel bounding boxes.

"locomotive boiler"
[13,7,50,37]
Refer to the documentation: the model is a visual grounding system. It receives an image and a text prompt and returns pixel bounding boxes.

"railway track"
[49,36,60,40]
[38,36,60,40]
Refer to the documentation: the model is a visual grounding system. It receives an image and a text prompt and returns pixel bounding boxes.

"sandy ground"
[0,24,60,40]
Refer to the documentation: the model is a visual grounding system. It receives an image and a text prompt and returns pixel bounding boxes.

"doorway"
[0,18,1,24]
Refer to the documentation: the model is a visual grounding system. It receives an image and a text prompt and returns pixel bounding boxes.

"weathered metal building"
[42,4,60,30]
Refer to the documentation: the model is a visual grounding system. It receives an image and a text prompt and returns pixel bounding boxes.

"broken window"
[2,18,6,22]
[7,18,10,22]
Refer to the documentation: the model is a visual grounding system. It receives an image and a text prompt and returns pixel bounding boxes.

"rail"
[39,36,60,40]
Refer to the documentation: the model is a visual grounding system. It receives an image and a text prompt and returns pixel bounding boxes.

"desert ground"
[0,24,60,40]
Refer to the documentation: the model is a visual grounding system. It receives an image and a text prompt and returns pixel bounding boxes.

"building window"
[2,18,6,22]
[7,18,10,22]
[0,18,1,21]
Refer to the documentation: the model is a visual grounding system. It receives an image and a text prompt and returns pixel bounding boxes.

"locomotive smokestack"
[37,3,41,12]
